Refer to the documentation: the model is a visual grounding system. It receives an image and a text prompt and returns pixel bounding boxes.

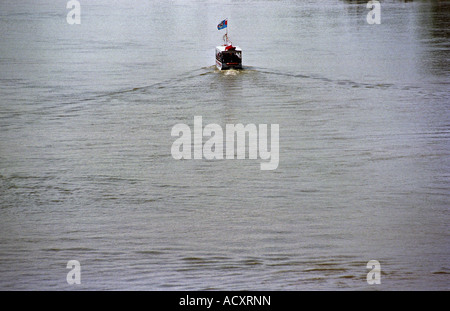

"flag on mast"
[217,19,227,30]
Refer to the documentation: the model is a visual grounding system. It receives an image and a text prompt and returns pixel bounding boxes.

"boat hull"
[215,59,242,70]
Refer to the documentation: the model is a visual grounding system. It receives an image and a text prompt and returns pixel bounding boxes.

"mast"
[226,18,228,39]
[219,18,231,46]
[224,19,231,46]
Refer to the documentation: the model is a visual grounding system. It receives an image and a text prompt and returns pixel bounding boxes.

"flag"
[217,19,227,30]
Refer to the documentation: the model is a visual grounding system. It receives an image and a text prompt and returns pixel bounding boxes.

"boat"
[215,43,242,70]
[215,19,242,70]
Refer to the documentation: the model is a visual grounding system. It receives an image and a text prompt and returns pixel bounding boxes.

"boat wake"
[220,69,241,76]
[253,67,399,90]
[56,64,416,111]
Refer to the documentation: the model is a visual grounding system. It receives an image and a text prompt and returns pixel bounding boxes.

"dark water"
[0,0,449,290]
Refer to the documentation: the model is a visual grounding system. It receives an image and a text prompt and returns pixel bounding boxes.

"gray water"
[0,0,449,290]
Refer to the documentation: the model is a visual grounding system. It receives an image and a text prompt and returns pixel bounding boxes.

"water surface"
[0,0,449,290]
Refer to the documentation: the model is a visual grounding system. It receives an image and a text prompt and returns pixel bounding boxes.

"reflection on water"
[418,1,450,76]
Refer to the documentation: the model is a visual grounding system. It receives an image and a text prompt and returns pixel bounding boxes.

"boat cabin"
[215,45,242,70]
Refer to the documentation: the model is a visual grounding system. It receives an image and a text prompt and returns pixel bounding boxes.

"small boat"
[215,43,242,70]
[215,19,242,70]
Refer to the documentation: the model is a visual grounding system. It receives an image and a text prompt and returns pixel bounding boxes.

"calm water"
[0,0,449,290]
